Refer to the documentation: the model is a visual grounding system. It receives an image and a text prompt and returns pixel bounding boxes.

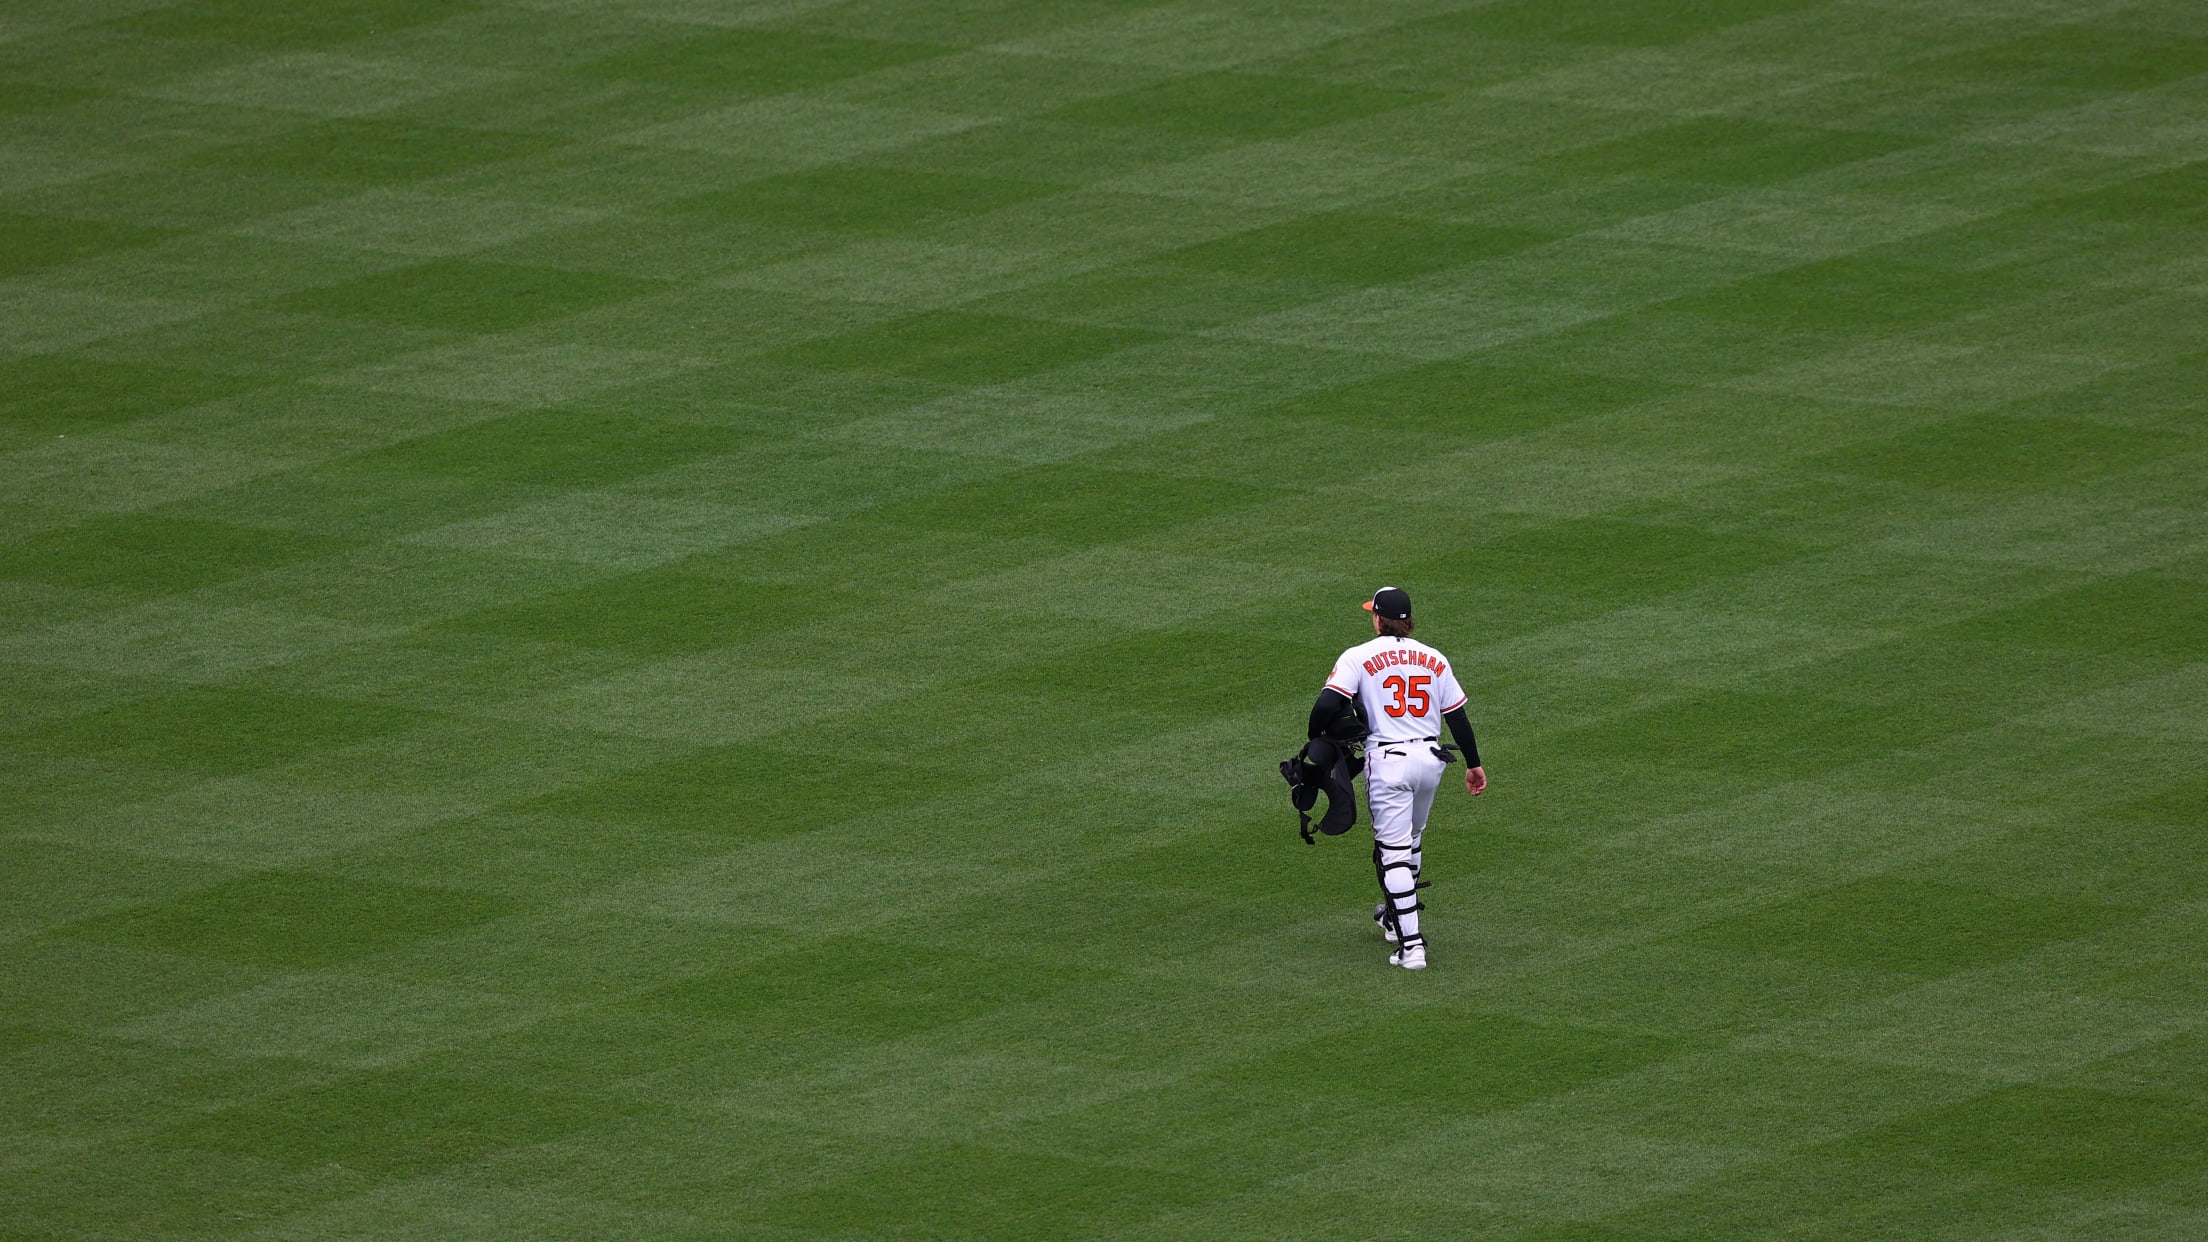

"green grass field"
[4,0,2206,1237]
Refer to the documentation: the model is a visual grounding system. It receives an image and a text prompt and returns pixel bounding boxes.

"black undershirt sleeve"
[1308,688,1352,739]
[1443,706,1481,767]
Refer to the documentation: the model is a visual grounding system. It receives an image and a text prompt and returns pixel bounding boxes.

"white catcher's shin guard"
[1374,838,1424,944]
[1375,842,1426,956]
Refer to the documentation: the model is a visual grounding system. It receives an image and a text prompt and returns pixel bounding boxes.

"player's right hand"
[1466,766,1487,796]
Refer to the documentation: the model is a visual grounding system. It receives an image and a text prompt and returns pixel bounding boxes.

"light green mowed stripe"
[2,0,2206,1238]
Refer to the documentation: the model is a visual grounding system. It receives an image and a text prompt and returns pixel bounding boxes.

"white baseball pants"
[1366,742,1444,949]
[1365,742,1444,848]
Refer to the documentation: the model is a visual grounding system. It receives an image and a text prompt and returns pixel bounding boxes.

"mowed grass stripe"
[3,1,2207,1239]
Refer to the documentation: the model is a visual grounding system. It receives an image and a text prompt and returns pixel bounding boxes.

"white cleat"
[1390,945,1427,971]
[1373,903,1398,943]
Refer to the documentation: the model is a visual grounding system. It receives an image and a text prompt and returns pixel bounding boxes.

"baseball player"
[1309,586,1485,970]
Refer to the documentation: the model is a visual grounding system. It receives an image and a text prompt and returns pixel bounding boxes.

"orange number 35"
[1382,675,1431,717]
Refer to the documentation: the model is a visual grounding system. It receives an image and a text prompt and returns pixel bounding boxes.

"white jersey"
[1324,635,1467,746]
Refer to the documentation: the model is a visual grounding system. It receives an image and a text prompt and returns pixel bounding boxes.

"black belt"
[1377,737,1460,764]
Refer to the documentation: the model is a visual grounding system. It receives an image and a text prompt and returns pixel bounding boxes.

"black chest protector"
[1281,705,1367,844]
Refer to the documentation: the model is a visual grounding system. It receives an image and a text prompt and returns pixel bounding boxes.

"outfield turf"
[3,0,2206,1237]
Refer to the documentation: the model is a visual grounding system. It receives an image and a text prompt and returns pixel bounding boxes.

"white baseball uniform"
[1324,634,1467,952]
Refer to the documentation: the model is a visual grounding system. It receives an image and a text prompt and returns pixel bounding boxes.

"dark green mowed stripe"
[9,687,437,774]
[0,211,177,276]
[1814,416,2190,493]
[63,870,533,969]
[1914,27,2208,93]
[278,261,666,331]
[0,753,187,837]
[859,115,1235,186]
[437,567,875,653]
[754,1144,1228,1237]
[1679,876,2139,976]
[2116,775,2208,827]
[1105,828,1338,902]
[1558,118,1922,187]
[866,461,1281,547]
[191,118,563,184]
[1663,257,2057,332]
[582,26,953,93]
[0,841,239,938]
[776,310,1163,384]
[979,259,1344,332]
[160,1073,600,1178]
[673,165,1059,234]
[1444,0,1822,45]
[1170,211,1554,284]
[1749,633,2148,725]
[1269,360,1673,436]
[1921,814,2208,910]
[119,0,485,46]
[348,407,750,486]
[0,79,97,115]
[1535,687,1984,804]
[1831,1084,2208,1192]
[1456,517,1819,600]
[398,1006,741,1091]
[525,741,983,837]
[0,355,261,446]
[1005,622,1321,717]
[1052,72,1437,139]
[1945,573,2208,658]
[1484,300,1854,381]
[1215,1008,1678,1113]
[0,515,357,595]
[2047,160,2208,227]
[626,937,1119,1040]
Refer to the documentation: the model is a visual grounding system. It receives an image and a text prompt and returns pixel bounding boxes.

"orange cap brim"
[1361,600,1377,611]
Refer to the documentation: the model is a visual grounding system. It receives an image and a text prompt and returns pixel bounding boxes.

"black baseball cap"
[1362,586,1411,620]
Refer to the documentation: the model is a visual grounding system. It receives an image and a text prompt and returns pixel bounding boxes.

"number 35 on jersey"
[1325,636,1467,741]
